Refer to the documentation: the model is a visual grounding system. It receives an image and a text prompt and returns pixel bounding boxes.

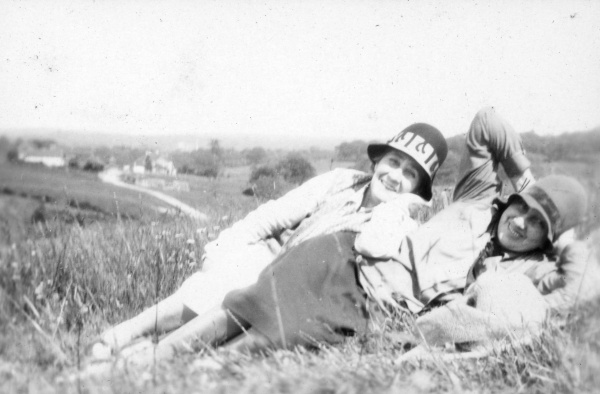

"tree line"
[3,126,598,198]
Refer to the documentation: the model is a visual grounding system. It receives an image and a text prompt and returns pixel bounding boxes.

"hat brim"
[366,144,433,201]
[367,144,389,163]
[508,194,554,243]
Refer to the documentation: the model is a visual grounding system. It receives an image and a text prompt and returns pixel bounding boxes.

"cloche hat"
[367,123,448,201]
[508,175,587,243]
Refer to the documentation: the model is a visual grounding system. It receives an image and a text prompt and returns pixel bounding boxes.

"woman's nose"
[387,168,405,182]
[512,216,525,229]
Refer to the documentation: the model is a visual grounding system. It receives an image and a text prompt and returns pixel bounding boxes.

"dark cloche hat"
[367,123,448,201]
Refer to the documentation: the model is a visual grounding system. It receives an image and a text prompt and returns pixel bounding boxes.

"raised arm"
[453,107,535,202]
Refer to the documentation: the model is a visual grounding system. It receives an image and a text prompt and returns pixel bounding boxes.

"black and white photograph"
[1,1,599,392]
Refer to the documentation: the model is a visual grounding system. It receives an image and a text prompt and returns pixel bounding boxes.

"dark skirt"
[222,232,370,349]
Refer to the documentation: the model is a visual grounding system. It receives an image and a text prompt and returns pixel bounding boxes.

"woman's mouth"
[381,178,400,193]
[507,221,524,239]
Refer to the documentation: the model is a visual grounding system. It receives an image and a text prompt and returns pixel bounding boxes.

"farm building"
[18,147,66,167]
[130,152,177,176]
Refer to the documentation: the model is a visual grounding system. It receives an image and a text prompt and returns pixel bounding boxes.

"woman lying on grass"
[92,120,449,358]
[92,107,590,365]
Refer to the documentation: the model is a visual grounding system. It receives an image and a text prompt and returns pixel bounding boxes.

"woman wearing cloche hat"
[96,107,589,362]
[92,118,449,358]
[88,107,591,369]
[208,107,589,353]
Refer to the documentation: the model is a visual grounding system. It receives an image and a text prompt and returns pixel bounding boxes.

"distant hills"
[0,128,349,151]
[1,126,599,154]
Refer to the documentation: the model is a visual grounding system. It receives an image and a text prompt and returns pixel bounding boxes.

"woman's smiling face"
[497,198,548,252]
[363,149,423,208]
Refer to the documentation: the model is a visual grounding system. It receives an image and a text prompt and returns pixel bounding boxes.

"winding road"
[98,168,208,221]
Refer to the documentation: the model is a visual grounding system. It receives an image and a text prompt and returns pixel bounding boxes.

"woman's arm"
[453,107,535,202]
[204,169,361,258]
[537,241,600,310]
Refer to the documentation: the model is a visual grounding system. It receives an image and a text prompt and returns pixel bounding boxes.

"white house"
[130,152,177,176]
[19,148,66,167]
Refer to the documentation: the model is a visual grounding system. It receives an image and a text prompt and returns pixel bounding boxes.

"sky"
[1,0,599,149]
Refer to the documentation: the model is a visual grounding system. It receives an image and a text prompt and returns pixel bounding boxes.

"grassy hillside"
[0,163,179,246]
[0,183,599,393]
[0,141,599,393]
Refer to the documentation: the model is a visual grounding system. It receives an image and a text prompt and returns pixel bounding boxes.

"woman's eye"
[515,201,527,213]
[529,216,544,230]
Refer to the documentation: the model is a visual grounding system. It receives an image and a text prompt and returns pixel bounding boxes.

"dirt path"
[98,168,208,221]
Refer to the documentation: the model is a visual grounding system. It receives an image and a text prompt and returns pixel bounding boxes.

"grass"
[0,163,173,221]
[126,159,358,216]
[1,195,599,393]
[0,156,599,393]
[131,170,259,216]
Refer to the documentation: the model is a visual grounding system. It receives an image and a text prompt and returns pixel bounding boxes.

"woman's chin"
[374,192,397,204]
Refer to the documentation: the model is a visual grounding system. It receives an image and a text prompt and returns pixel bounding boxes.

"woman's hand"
[354,193,428,260]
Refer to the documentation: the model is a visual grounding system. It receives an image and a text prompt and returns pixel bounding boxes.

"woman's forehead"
[386,149,419,167]
[510,197,544,218]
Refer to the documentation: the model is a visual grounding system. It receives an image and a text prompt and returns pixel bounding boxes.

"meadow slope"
[0,155,599,393]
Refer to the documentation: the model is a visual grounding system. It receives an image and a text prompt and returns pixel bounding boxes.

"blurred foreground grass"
[1,153,599,393]
[0,184,599,394]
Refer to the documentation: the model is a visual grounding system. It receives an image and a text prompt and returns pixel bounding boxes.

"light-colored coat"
[398,271,548,362]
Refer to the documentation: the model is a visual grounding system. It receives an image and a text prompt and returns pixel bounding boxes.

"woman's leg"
[99,292,191,352]
[108,307,247,368]
[96,241,275,355]
[223,328,273,354]
[151,307,249,360]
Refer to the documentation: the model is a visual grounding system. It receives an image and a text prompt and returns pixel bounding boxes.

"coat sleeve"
[537,241,598,311]
[203,170,343,261]
[453,107,534,201]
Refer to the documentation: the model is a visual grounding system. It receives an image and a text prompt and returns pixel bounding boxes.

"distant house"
[130,152,177,176]
[19,147,66,167]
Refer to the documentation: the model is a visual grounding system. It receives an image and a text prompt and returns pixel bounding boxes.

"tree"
[192,150,220,178]
[0,136,9,162]
[30,138,56,150]
[83,159,104,172]
[246,163,295,200]
[249,165,278,182]
[247,175,293,200]
[7,148,19,163]
[245,147,267,165]
[144,155,153,172]
[276,153,316,184]
[1,136,17,163]
[68,157,80,169]
[334,140,369,161]
[178,164,195,175]
[210,139,222,160]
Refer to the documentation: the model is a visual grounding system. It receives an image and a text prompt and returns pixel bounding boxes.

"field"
[0,163,174,220]
[1,154,599,393]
